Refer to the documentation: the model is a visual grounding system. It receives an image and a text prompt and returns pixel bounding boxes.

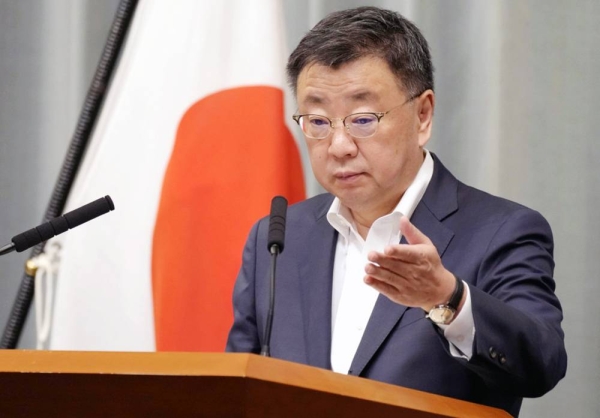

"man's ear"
[416,90,435,147]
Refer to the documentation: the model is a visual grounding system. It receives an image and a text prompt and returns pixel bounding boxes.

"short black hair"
[287,6,434,97]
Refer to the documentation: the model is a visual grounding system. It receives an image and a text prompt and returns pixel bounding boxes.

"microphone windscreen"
[11,196,115,252]
[63,195,114,229]
[267,196,288,253]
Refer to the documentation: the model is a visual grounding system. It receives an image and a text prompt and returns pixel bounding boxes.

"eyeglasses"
[292,94,419,140]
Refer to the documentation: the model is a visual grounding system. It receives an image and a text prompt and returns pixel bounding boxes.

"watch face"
[428,307,455,324]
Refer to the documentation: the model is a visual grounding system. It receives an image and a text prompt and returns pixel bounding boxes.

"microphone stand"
[0,244,15,257]
[261,244,280,357]
[260,195,287,357]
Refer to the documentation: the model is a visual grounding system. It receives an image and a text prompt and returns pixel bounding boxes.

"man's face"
[296,55,434,222]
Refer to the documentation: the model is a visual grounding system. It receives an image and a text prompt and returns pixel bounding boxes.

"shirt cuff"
[437,281,475,359]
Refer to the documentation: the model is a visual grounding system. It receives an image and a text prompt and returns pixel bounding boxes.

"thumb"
[400,216,431,245]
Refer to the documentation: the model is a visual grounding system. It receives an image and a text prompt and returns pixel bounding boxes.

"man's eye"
[352,116,376,125]
[310,118,328,126]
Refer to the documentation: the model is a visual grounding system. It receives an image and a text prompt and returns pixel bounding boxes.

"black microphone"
[0,195,115,257]
[261,196,288,357]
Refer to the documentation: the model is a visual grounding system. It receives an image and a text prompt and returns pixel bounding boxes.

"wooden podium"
[0,350,509,417]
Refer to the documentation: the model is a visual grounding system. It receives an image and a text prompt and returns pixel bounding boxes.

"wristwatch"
[426,275,464,325]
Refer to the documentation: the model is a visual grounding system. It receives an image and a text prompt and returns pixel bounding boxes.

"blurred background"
[1,1,598,416]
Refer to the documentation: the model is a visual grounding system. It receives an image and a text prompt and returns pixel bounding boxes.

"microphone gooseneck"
[0,243,14,256]
[261,196,288,357]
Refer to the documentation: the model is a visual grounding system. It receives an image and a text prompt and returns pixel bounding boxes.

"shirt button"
[489,347,498,359]
[456,335,465,343]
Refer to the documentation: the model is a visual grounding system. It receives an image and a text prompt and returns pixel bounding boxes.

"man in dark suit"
[226,7,566,417]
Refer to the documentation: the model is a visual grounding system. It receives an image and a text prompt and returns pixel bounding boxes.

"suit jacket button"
[499,354,507,364]
[489,347,498,359]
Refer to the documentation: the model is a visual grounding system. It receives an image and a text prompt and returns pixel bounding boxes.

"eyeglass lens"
[299,113,379,139]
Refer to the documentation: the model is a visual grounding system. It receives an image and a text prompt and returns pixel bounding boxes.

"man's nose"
[328,120,358,158]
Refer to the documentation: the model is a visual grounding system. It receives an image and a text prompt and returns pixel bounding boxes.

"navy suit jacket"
[226,155,567,417]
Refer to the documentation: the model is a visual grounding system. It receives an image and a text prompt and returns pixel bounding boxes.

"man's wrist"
[424,272,459,312]
[425,275,465,325]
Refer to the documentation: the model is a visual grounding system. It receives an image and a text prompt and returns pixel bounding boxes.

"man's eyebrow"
[349,91,378,101]
[302,94,327,105]
[301,91,378,106]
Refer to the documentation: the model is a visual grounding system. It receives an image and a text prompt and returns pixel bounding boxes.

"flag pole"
[0,0,139,349]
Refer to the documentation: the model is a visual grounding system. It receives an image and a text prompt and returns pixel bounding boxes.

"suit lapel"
[297,197,337,369]
[349,155,458,376]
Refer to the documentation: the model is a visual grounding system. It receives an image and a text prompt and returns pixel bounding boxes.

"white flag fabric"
[49,0,304,351]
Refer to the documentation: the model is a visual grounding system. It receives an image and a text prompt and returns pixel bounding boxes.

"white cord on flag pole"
[32,242,61,350]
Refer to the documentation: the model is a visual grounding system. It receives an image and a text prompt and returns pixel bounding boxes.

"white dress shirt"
[327,150,474,374]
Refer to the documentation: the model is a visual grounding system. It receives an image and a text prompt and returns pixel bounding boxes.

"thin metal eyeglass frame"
[292,93,421,140]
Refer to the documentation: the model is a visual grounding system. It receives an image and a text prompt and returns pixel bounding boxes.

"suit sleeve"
[225,220,262,354]
[464,208,567,397]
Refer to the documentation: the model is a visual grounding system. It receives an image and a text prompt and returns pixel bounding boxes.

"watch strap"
[447,275,464,310]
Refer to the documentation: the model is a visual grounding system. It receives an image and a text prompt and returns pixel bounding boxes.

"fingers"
[365,262,399,283]
[364,273,399,298]
[367,216,432,264]
[365,253,432,285]
[367,250,430,279]
[371,245,425,264]
[364,264,422,307]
